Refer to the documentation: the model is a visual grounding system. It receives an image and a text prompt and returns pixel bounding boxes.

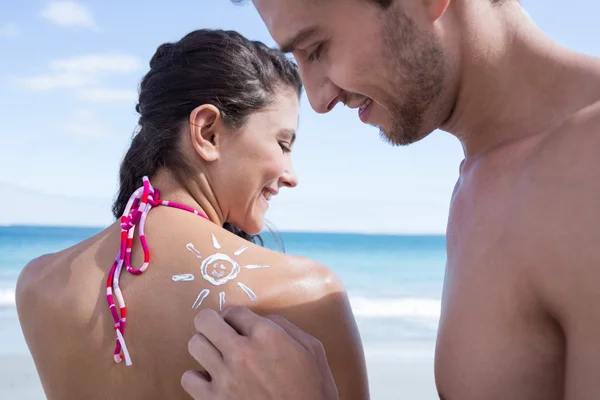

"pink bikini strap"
[106,176,209,366]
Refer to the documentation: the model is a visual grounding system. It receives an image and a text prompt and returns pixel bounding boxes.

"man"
[182,0,600,398]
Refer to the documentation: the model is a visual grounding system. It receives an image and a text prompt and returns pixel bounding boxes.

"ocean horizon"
[0,225,445,360]
[0,222,447,235]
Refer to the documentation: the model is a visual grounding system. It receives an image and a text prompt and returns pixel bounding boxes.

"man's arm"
[530,121,600,400]
[536,227,600,400]
[536,232,600,399]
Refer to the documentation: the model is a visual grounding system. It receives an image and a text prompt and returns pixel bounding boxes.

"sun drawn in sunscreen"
[172,234,268,311]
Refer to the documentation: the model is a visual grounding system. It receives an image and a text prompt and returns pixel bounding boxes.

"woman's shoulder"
[231,250,350,323]
[205,231,346,306]
[146,211,346,296]
[16,224,117,301]
[275,254,346,299]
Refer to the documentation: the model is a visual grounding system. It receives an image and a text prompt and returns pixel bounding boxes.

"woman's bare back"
[16,207,368,399]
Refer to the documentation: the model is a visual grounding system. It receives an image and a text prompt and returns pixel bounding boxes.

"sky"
[0,0,598,233]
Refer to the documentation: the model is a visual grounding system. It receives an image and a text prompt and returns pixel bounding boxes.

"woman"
[15,29,369,399]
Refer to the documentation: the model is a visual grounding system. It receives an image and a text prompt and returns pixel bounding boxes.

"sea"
[0,226,446,360]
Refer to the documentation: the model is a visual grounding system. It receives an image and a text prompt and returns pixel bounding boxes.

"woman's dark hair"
[112,29,302,246]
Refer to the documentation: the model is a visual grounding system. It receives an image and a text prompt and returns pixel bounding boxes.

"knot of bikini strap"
[120,183,162,230]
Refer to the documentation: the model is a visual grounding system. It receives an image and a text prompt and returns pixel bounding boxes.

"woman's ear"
[188,104,223,162]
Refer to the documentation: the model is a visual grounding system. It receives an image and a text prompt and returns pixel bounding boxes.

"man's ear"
[188,104,223,162]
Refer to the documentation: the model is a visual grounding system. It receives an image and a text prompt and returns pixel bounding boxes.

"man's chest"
[434,270,564,400]
[435,197,564,400]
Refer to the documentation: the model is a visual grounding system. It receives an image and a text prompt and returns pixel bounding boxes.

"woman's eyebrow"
[278,128,297,144]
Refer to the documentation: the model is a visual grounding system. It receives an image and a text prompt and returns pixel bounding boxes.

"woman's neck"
[149,168,225,226]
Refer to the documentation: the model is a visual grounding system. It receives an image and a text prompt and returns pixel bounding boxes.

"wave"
[0,288,15,307]
[0,286,441,323]
[349,296,441,320]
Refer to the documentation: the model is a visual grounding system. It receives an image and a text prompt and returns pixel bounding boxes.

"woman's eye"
[279,142,291,153]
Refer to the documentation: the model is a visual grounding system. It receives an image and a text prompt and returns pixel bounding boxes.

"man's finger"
[221,306,264,337]
[181,370,210,398]
[193,308,241,351]
[188,333,223,376]
[267,314,323,353]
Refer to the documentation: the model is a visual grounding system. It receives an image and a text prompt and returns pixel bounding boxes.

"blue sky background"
[0,0,598,233]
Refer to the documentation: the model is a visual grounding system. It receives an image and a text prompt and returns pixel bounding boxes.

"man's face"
[253,0,450,146]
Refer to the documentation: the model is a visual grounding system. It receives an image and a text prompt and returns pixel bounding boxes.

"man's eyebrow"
[279,26,320,54]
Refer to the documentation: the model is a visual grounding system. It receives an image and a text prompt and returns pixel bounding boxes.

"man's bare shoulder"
[517,100,600,313]
[524,99,600,206]
[517,100,600,397]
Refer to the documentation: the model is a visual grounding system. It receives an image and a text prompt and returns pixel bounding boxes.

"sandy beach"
[0,351,438,399]
[0,355,46,399]
[367,356,438,400]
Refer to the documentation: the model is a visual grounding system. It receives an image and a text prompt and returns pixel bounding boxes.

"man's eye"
[307,43,324,63]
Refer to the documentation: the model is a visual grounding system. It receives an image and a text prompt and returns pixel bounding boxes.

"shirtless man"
[182,0,600,399]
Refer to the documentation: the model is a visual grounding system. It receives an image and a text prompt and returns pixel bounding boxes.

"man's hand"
[181,306,339,400]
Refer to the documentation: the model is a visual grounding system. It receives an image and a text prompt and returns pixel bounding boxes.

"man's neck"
[441,2,600,158]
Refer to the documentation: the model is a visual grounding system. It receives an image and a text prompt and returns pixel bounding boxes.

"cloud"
[40,1,99,31]
[50,54,141,74]
[17,72,91,90]
[63,109,114,137]
[76,88,138,103]
[0,23,20,38]
[14,53,142,94]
